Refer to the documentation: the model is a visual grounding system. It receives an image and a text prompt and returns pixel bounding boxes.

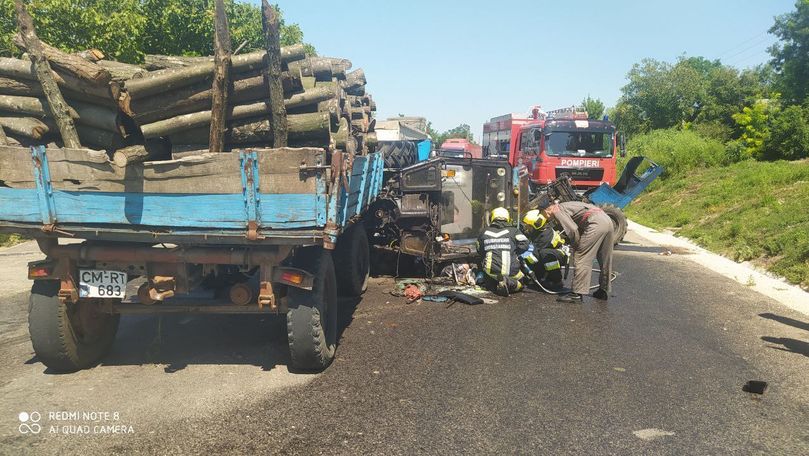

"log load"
[1,1,379,166]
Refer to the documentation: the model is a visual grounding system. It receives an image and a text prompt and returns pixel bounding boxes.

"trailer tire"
[600,204,628,245]
[334,225,370,296]
[28,280,119,373]
[286,248,338,371]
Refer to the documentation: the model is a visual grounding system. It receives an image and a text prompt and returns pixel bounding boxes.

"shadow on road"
[759,312,809,332]
[761,336,809,359]
[84,296,364,374]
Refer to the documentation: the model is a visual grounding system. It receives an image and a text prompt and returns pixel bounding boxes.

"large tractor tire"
[380,141,417,169]
[286,248,338,371]
[28,280,120,372]
[600,204,628,245]
[334,224,370,297]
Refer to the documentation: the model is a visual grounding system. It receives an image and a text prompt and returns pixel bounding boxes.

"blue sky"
[268,0,795,138]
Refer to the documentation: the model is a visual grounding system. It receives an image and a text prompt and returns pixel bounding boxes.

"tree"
[732,99,779,160]
[430,123,475,146]
[0,0,314,62]
[580,95,605,120]
[769,0,809,104]
[613,56,767,137]
[764,103,809,160]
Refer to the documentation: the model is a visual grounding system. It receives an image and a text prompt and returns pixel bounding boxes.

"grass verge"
[625,159,809,290]
[0,233,24,248]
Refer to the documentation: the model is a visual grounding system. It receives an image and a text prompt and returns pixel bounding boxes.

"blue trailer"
[0,145,384,372]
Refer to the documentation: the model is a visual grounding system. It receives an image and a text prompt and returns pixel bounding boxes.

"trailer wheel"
[28,280,120,373]
[600,204,628,245]
[286,248,338,371]
[334,225,370,296]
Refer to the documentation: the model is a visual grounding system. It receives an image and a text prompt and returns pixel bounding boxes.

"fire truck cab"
[484,106,626,192]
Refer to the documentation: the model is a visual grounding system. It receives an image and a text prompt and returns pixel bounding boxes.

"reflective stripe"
[513,270,524,280]
[515,233,528,242]
[485,252,493,274]
[552,231,564,248]
[484,229,509,238]
[501,250,510,275]
[525,253,538,265]
[545,260,561,271]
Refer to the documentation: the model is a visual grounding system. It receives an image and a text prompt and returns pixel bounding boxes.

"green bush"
[624,128,732,177]
[764,104,809,160]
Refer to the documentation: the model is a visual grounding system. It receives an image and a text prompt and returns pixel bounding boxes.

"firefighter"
[543,201,613,303]
[477,207,530,296]
[520,209,570,291]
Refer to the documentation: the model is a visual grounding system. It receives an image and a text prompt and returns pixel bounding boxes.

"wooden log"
[125,51,266,100]
[261,0,287,147]
[0,115,49,139]
[287,57,334,82]
[365,131,378,151]
[142,44,306,70]
[112,145,149,167]
[129,71,302,124]
[343,68,366,96]
[95,60,147,81]
[0,95,122,133]
[14,0,81,148]
[0,76,42,96]
[209,0,232,153]
[0,124,6,145]
[333,116,348,148]
[13,34,111,85]
[141,88,336,139]
[0,58,118,104]
[168,112,330,146]
[75,49,105,62]
[0,94,74,118]
[75,124,123,150]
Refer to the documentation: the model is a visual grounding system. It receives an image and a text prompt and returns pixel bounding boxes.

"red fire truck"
[482,106,625,191]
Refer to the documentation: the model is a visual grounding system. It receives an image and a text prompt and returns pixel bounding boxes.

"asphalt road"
[1,232,808,455]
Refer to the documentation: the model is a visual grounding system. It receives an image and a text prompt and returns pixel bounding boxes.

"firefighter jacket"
[522,225,570,272]
[477,220,529,278]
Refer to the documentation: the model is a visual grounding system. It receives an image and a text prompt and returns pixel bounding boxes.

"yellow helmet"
[490,207,511,224]
[522,209,547,230]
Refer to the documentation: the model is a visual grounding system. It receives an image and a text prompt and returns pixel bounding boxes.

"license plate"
[78,269,127,299]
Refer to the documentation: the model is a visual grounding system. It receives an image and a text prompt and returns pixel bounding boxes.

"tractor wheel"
[600,204,628,245]
[334,224,370,297]
[28,280,120,372]
[286,248,338,371]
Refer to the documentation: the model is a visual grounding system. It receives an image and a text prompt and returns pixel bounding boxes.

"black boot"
[556,292,582,303]
[592,289,608,301]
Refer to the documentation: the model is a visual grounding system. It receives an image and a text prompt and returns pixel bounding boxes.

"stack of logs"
[0,0,377,167]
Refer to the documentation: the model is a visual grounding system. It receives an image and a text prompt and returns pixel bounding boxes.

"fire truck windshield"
[545,131,613,158]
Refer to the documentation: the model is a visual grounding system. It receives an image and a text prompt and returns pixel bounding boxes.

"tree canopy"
[428,123,476,146]
[0,0,315,63]
[769,0,809,104]
[580,95,605,120]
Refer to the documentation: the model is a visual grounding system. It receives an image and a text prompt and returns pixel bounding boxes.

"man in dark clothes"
[520,209,570,290]
[477,207,530,296]
[543,201,614,302]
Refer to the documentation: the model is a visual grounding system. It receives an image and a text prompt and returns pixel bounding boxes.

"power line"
[725,41,773,67]
[715,30,769,58]
[722,38,773,63]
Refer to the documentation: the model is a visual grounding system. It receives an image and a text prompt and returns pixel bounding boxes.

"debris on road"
[633,428,676,441]
[742,380,768,395]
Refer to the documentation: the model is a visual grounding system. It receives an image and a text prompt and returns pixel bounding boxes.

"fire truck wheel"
[334,224,370,297]
[286,248,338,371]
[28,280,120,373]
[600,204,628,245]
